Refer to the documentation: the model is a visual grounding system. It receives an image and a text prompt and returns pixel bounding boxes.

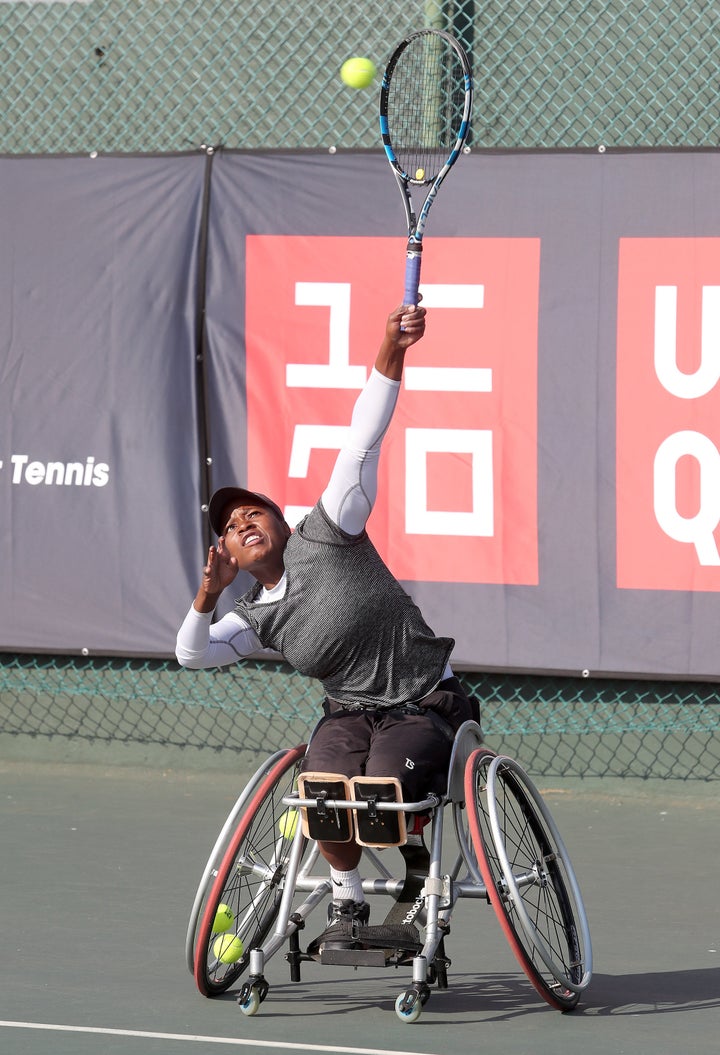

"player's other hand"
[202,537,239,594]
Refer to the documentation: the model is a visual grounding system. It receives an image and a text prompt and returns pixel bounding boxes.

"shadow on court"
[256,967,720,1022]
[0,757,718,1055]
[580,966,720,1017]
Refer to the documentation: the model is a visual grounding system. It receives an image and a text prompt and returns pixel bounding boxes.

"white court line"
[0,1020,440,1055]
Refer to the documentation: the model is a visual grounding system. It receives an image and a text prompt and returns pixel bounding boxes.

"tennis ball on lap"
[213,933,244,964]
[278,808,299,839]
[211,903,234,933]
[341,57,377,89]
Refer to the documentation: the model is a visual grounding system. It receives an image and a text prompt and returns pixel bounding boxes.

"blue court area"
[1,756,718,1055]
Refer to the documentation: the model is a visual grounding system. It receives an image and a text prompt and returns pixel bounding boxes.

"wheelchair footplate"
[319,924,423,967]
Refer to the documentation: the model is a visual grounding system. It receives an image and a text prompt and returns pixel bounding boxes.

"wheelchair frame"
[186,721,592,1024]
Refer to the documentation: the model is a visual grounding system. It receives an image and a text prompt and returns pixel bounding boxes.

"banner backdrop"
[205,149,720,679]
[0,154,207,654]
[4,149,720,676]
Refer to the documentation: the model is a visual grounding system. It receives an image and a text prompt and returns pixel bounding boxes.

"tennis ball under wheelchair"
[213,933,244,964]
[340,57,377,89]
[211,903,234,934]
[278,808,299,839]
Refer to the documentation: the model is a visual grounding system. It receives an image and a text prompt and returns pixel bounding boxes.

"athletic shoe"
[307,898,370,955]
[327,898,370,930]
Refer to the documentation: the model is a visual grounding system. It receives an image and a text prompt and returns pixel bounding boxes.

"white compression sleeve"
[175,606,271,668]
[321,368,400,535]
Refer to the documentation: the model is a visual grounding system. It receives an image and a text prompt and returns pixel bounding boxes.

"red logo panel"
[617,238,720,590]
[245,236,539,585]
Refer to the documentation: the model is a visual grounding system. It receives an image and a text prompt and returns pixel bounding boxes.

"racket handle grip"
[403,246,422,307]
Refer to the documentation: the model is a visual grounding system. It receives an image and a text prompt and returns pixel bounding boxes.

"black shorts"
[301,677,477,803]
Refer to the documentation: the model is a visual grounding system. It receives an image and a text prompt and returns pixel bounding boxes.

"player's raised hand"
[375,302,426,380]
[199,538,239,601]
[388,302,426,346]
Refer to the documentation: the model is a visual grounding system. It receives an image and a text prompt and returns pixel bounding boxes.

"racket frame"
[379,28,473,305]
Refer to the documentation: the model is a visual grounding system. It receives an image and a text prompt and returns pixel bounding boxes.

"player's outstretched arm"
[320,303,426,535]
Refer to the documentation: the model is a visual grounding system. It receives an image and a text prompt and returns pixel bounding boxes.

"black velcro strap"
[381,842,430,928]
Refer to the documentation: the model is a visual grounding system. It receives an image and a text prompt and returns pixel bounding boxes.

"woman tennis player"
[176,301,476,947]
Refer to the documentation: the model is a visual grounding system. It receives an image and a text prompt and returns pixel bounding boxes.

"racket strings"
[386,37,467,182]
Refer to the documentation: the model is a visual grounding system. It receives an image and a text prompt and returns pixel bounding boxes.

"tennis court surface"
[1,758,718,1055]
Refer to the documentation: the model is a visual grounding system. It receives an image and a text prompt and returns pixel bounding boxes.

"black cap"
[207,487,285,537]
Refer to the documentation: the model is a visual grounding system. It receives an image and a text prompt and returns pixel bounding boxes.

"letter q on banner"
[617,238,720,589]
[653,431,720,566]
[244,235,540,585]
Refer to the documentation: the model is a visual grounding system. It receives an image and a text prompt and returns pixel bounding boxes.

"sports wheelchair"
[186,721,592,1023]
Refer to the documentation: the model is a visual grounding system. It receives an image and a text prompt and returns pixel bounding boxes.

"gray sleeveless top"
[235,502,454,709]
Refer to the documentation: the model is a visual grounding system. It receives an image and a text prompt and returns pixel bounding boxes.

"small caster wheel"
[395,990,422,1023]
[238,987,262,1017]
[237,977,268,1017]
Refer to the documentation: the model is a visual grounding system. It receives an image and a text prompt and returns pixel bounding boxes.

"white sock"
[330,866,364,904]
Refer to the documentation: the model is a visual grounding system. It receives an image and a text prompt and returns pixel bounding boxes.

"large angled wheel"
[185,747,301,974]
[193,744,307,996]
[464,749,592,1010]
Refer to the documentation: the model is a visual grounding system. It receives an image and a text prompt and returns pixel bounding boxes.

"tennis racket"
[379,28,473,306]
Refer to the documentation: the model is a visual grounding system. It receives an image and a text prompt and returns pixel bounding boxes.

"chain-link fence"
[1,1,719,155]
[1,652,718,780]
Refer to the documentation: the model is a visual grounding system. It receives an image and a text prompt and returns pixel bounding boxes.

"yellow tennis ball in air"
[211,903,234,934]
[213,933,244,964]
[340,57,377,89]
[278,808,299,839]
[415,168,425,180]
